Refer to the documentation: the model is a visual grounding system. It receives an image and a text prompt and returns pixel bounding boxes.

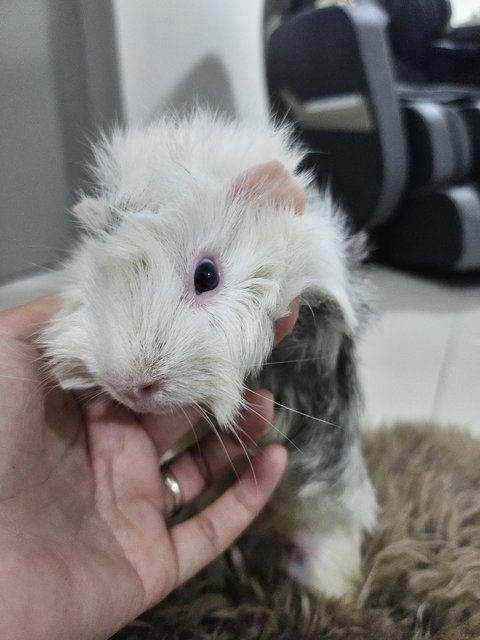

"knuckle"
[233,480,260,520]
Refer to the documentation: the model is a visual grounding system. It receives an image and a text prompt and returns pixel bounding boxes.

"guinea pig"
[41,109,377,598]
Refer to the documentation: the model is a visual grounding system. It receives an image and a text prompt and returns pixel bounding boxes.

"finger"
[273,298,299,346]
[0,295,59,340]
[84,394,201,457]
[160,390,273,514]
[83,394,132,423]
[140,406,202,456]
[167,443,287,593]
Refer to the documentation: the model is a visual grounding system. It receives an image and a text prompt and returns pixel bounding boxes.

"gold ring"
[162,467,182,517]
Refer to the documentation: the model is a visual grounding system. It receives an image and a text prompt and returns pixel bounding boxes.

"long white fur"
[41,109,357,428]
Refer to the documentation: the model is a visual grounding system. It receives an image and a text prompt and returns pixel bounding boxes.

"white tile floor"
[359,266,480,436]
[1,265,479,437]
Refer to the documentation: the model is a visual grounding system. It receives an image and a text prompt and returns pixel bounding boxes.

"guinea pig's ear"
[229,161,306,214]
[72,197,113,232]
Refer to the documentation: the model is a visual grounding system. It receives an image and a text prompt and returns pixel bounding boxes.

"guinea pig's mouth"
[100,381,203,419]
[106,388,212,428]
[87,375,239,428]
[92,379,163,414]
[112,391,167,415]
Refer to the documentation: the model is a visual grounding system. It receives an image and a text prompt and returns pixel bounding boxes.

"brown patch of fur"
[113,424,480,639]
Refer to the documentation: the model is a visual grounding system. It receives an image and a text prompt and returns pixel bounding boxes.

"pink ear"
[72,197,111,231]
[230,161,306,215]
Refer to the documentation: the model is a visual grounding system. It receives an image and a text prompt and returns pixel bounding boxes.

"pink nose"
[123,380,161,400]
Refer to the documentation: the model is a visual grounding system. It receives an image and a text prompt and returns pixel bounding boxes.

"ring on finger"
[161,466,183,517]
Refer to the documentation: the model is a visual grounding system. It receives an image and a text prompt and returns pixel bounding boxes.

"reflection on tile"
[433,305,480,436]
[360,312,450,427]
[360,266,480,437]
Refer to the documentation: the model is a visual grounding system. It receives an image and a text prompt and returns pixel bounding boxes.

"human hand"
[0,296,295,640]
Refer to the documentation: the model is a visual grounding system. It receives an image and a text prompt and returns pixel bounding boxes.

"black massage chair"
[265,0,480,272]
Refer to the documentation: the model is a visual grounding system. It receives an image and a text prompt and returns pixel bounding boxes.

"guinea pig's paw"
[287,528,362,599]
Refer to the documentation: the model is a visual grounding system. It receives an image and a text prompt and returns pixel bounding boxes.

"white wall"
[111,0,269,126]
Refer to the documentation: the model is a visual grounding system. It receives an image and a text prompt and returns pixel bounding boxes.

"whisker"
[81,388,110,404]
[242,394,304,455]
[247,386,341,430]
[173,160,194,179]
[9,243,71,255]
[178,403,202,454]
[33,373,64,402]
[0,374,40,383]
[224,421,258,506]
[193,403,240,481]
[274,401,340,429]
[305,301,316,326]
[20,261,62,276]
[231,422,262,453]
[251,356,322,367]
[194,384,306,456]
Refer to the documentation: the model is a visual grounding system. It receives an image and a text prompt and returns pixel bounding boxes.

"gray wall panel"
[0,0,120,283]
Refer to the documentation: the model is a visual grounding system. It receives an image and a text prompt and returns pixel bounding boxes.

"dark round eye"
[194,258,220,294]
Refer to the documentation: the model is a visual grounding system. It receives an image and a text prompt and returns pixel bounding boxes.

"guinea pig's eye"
[194,258,220,294]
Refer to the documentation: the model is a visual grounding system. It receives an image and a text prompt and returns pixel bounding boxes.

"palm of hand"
[0,298,290,640]
[1,330,179,638]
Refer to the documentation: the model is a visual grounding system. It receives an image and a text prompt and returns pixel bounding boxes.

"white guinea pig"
[41,109,376,598]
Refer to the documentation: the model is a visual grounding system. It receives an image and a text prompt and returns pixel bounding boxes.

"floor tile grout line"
[430,314,456,423]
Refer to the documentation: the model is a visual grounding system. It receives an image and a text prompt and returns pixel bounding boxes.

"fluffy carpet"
[113,423,480,639]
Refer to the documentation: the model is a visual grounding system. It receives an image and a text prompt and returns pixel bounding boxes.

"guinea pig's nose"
[138,382,159,395]
[123,380,161,400]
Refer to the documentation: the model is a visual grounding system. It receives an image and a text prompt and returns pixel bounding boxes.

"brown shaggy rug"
[113,423,480,639]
